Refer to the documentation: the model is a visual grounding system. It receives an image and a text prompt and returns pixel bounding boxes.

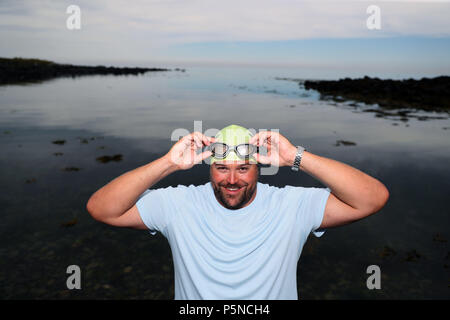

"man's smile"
[222,185,245,195]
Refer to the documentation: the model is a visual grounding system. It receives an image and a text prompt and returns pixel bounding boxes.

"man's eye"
[239,167,249,172]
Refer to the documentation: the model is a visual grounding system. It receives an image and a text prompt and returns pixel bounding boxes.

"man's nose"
[227,170,238,185]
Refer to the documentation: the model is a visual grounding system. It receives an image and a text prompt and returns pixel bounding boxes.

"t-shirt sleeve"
[298,187,331,238]
[136,186,176,236]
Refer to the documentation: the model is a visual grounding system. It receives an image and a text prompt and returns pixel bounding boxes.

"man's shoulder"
[260,183,323,201]
[137,183,210,210]
[262,183,323,191]
[259,182,305,193]
[152,182,209,196]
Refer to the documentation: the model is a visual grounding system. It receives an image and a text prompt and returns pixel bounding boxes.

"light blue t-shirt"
[136,182,330,300]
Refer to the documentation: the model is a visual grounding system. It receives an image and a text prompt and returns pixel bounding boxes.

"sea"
[0,65,449,299]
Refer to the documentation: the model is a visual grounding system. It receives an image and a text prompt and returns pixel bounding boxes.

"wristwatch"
[291,146,306,172]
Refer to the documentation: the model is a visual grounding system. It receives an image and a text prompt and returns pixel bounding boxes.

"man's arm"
[250,131,389,229]
[86,155,178,228]
[298,151,389,228]
[86,132,214,229]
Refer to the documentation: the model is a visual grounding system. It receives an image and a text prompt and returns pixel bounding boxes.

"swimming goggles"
[208,142,258,159]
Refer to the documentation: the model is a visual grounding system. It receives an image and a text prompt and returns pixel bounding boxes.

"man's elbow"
[86,196,104,222]
[369,184,390,215]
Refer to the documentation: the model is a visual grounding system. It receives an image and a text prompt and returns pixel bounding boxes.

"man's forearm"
[87,154,178,221]
[298,151,389,213]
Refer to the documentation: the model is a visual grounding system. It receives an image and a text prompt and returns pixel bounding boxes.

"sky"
[0,0,449,76]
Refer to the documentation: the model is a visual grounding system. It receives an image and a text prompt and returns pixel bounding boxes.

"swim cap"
[210,124,257,164]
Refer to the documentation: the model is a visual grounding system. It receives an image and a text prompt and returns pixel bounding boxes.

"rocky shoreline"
[0,57,172,85]
[303,76,450,112]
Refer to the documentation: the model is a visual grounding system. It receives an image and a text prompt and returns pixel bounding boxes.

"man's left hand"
[249,131,298,167]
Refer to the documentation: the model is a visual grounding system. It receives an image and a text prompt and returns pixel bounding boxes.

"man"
[86,124,389,299]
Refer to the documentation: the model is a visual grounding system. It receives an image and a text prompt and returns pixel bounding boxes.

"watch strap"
[291,146,305,172]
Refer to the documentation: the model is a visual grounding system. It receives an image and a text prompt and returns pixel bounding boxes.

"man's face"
[210,162,259,210]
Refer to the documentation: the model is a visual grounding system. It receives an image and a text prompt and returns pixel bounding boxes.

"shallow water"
[0,66,449,299]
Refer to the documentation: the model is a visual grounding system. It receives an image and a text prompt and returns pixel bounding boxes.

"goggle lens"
[210,143,255,159]
[211,143,228,156]
[236,144,253,156]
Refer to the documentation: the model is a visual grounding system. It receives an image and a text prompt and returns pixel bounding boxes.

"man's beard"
[212,182,257,210]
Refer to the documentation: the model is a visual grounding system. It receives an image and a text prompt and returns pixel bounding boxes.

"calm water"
[0,66,449,299]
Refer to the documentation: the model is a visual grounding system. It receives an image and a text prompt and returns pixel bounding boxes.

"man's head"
[209,125,259,210]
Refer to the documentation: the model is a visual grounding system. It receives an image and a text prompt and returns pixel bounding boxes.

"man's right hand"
[166,132,216,170]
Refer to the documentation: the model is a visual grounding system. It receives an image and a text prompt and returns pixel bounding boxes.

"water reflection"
[0,66,449,299]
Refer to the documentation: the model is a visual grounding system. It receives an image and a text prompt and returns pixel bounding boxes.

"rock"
[303,76,450,112]
[96,154,123,163]
[433,233,447,243]
[123,266,133,273]
[335,140,357,146]
[62,167,81,172]
[0,57,171,85]
[404,249,421,262]
[379,245,397,258]
[61,218,77,227]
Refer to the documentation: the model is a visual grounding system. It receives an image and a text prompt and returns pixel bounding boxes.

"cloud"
[0,0,449,63]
